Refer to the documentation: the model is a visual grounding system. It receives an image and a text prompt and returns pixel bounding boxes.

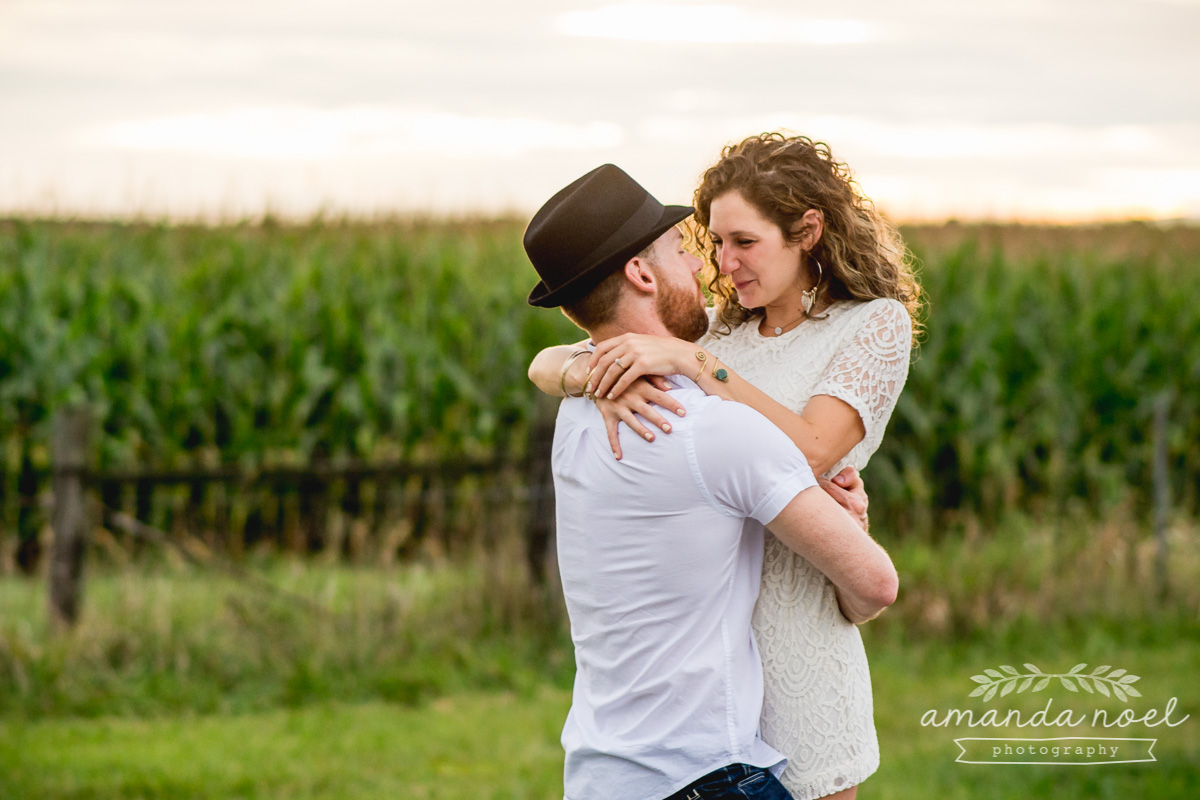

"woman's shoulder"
[836,298,913,339]
[829,298,914,366]
[846,296,910,321]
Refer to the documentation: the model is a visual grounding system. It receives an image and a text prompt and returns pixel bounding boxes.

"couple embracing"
[522,133,921,800]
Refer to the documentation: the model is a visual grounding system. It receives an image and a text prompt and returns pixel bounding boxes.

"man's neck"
[586,315,673,345]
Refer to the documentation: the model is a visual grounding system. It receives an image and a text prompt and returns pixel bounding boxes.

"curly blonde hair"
[693,132,922,338]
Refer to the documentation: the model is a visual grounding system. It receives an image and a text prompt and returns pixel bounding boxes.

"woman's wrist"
[559,348,590,397]
[572,354,592,397]
[690,349,731,386]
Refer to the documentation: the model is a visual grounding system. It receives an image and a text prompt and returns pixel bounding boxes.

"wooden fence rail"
[41,401,560,628]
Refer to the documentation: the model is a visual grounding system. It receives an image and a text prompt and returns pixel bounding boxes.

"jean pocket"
[735,770,767,789]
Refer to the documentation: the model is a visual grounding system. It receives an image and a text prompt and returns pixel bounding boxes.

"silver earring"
[801,256,823,315]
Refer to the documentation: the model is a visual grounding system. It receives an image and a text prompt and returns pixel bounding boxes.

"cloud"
[79,107,625,160]
[633,113,1181,163]
[3,0,1198,221]
[555,5,880,45]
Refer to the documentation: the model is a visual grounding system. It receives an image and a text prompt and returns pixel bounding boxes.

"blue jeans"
[662,763,792,800]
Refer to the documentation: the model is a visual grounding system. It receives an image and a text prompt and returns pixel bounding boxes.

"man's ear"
[792,209,824,250]
[623,256,657,296]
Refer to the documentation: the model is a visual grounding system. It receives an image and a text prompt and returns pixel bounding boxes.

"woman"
[529,132,920,799]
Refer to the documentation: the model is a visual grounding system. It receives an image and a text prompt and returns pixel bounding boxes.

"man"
[524,164,897,800]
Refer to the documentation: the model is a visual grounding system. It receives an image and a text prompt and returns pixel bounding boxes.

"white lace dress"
[699,298,912,799]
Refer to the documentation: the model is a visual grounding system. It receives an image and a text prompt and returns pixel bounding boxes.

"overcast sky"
[2,0,1198,221]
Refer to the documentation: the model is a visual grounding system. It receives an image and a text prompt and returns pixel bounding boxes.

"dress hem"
[780,751,880,800]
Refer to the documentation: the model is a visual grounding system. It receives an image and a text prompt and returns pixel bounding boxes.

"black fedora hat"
[525,164,693,308]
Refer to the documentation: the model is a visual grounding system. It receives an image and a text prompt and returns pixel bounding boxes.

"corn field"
[1,218,1196,560]
[887,222,1199,528]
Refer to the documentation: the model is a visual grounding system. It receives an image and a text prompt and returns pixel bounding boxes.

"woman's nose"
[718,247,736,275]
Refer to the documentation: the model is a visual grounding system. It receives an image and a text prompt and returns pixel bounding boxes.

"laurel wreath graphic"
[968,664,1142,703]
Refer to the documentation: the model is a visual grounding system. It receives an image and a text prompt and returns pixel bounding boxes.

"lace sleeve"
[810,299,912,460]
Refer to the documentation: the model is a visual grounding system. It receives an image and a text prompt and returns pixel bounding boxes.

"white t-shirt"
[552,377,818,800]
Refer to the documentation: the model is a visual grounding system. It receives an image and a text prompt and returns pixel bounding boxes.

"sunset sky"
[3,0,1198,222]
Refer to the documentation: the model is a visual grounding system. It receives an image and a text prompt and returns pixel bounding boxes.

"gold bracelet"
[693,351,708,382]
[711,356,729,383]
[559,349,590,397]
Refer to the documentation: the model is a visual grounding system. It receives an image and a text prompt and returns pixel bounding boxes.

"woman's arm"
[528,343,589,398]
[700,376,864,478]
[588,334,864,476]
[533,336,873,520]
[528,344,687,456]
[589,301,912,476]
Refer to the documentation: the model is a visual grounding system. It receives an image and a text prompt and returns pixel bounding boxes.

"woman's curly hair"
[692,132,923,338]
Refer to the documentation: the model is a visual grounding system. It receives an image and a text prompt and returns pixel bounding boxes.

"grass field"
[3,633,1196,799]
[1,692,569,799]
[2,512,1197,798]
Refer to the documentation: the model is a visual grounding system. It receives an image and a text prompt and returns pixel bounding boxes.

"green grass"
[5,512,1195,720]
[2,512,1197,797]
[0,691,570,800]
[863,625,1200,799]
[2,632,1195,799]
[0,544,572,719]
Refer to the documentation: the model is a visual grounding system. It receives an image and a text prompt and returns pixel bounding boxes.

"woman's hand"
[588,334,699,400]
[816,467,870,532]
[594,376,687,460]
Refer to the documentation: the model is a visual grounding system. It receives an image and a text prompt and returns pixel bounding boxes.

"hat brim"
[527,204,694,308]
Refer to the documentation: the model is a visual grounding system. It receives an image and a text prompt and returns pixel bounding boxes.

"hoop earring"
[801,256,823,316]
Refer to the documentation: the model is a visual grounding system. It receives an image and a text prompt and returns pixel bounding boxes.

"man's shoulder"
[659,382,773,438]
[557,381,788,456]
[681,392,799,465]
[686,393,815,522]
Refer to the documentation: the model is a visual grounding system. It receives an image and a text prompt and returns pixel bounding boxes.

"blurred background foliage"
[1,217,1196,540]
[0,218,571,467]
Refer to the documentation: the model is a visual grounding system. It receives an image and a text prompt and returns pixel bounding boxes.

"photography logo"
[920,662,1190,765]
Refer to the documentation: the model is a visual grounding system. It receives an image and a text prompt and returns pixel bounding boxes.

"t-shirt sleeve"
[688,400,818,524]
[810,298,913,459]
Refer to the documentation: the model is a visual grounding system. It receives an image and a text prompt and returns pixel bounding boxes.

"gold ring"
[615,358,627,370]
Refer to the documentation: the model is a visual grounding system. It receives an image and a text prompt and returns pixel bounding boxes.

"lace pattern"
[699,298,911,798]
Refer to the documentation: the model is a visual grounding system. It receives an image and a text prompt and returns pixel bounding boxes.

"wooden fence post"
[1152,391,1171,601]
[526,392,559,590]
[49,406,92,629]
